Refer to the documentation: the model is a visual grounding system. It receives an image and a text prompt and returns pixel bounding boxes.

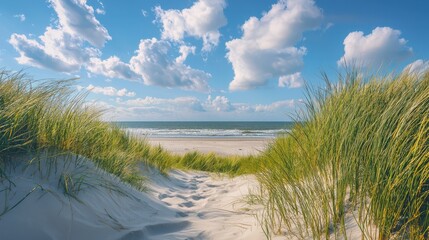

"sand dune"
[1,147,365,239]
[0,152,269,240]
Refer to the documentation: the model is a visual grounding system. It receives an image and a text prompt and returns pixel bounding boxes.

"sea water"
[114,121,293,138]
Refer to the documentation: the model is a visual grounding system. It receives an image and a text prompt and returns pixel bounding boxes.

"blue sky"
[1,0,429,121]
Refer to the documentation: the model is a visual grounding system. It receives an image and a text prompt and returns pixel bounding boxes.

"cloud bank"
[78,84,136,97]
[9,0,109,72]
[226,0,322,91]
[129,38,211,92]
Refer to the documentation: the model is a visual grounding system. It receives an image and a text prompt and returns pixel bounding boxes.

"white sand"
[0,152,270,240]
[0,143,367,239]
[148,137,271,156]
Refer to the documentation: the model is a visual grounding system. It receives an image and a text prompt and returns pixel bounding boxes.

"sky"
[1,0,429,121]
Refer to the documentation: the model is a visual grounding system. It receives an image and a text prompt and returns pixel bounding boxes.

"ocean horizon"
[113,121,294,138]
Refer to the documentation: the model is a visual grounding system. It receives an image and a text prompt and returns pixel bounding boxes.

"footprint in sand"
[158,193,169,200]
[175,211,189,218]
[179,201,195,208]
[206,184,220,188]
[144,221,191,236]
[191,195,205,201]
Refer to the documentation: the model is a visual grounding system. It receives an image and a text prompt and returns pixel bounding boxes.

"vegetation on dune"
[0,70,259,190]
[258,71,429,239]
[0,71,152,188]
[2,68,428,239]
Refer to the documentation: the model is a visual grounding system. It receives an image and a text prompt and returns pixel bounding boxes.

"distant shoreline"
[147,137,272,156]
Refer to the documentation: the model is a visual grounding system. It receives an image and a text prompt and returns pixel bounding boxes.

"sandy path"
[1,153,364,239]
[145,169,269,239]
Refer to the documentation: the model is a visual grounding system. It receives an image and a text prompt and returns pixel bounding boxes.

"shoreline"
[147,136,272,156]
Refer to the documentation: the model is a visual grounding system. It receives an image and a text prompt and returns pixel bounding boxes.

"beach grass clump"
[0,70,260,189]
[0,70,157,189]
[258,71,429,239]
[173,151,260,175]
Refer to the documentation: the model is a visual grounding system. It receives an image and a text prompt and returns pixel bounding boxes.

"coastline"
[147,137,272,156]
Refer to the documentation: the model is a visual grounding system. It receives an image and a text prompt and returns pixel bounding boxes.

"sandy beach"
[147,137,272,156]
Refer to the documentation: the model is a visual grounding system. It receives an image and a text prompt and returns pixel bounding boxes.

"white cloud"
[226,0,322,91]
[176,45,196,63]
[96,8,105,15]
[87,56,139,79]
[155,0,227,51]
[278,72,304,88]
[126,96,205,112]
[338,27,413,68]
[91,95,300,120]
[125,95,297,113]
[141,10,148,17]
[14,14,26,22]
[79,84,136,97]
[129,38,211,92]
[403,59,429,75]
[9,0,108,73]
[205,95,234,112]
[49,0,111,47]
[9,30,96,72]
[254,99,297,112]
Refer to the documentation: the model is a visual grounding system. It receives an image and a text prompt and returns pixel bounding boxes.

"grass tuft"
[0,70,261,192]
[258,70,429,239]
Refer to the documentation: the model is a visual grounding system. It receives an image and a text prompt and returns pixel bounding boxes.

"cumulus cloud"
[129,38,211,92]
[155,0,227,51]
[403,59,429,75]
[176,45,196,63]
[9,0,109,73]
[9,29,98,72]
[278,72,304,88]
[49,0,111,47]
[93,94,300,120]
[254,99,297,112]
[226,0,322,91]
[87,56,139,79]
[338,27,413,68]
[79,84,136,97]
[14,14,26,22]
[126,96,205,112]
[125,95,297,113]
[205,95,234,112]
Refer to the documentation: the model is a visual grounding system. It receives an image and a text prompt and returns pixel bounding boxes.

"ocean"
[114,121,293,138]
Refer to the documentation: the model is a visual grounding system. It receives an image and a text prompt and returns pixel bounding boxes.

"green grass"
[258,71,429,239]
[3,68,426,239]
[0,70,260,190]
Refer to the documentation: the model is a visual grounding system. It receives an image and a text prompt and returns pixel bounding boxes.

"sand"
[147,137,272,156]
[0,141,366,239]
[0,151,271,240]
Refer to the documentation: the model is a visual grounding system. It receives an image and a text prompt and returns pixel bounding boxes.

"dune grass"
[0,70,259,191]
[3,68,426,238]
[0,71,154,189]
[258,71,429,239]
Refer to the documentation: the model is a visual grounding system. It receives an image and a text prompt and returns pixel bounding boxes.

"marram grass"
[2,69,426,239]
[0,70,259,190]
[258,71,429,239]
